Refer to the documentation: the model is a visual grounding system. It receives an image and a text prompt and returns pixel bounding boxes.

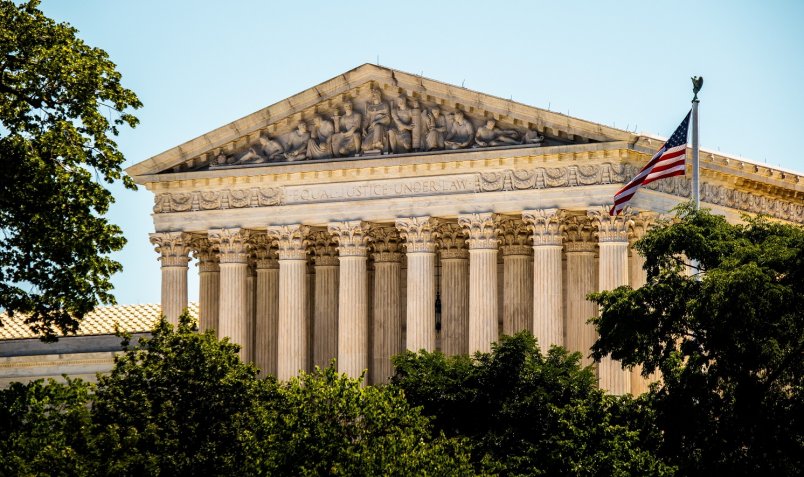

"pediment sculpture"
[213,88,546,168]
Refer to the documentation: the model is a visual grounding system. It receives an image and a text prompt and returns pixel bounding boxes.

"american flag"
[610,111,692,215]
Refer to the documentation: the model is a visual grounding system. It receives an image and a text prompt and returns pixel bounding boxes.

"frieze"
[151,162,804,223]
[209,88,546,168]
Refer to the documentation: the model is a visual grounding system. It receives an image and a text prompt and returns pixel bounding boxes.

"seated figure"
[307,115,335,160]
[331,101,362,157]
[388,96,414,154]
[444,111,474,150]
[423,107,447,151]
[284,122,311,161]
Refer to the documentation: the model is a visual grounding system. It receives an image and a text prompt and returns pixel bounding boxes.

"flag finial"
[691,76,704,102]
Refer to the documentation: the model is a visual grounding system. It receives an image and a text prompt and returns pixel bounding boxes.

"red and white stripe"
[610,143,687,215]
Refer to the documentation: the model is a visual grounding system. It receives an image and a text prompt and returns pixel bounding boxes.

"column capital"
[436,222,469,260]
[561,214,596,253]
[250,233,279,269]
[628,211,663,244]
[370,226,403,263]
[150,232,191,267]
[208,228,250,264]
[458,213,498,250]
[589,206,634,243]
[310,230,340,266]
[266,224,310,260]
[189,235,219,272]
[496,216,532,256]
[522,208,564,247]
[396,216,439,253]
[328,221,373,257]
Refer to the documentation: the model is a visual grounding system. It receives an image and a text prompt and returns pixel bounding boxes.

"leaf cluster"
[391,333,674,476]
[589,205,804,475]
[0,0,141,338]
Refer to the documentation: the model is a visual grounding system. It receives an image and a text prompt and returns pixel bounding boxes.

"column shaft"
[532,245,564,348]
[468,249,498,353]
[405,252,436,351]
[565,245,597,367]
[372,259,402,383]
[338,256,369,379]
[440,256,469,355]
[198,267,220,333]
[255,265,279,375]
[150,232,190,325]
[313,263,339,369]
[277,259,308,379]
[598,241,630,394]
[208,229,249,361]
[502,253,532,335]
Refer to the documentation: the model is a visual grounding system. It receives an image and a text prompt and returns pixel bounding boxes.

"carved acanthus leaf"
[208,228,250,263]
[458,213,498,250]
[522,209,563,246]
[150,232,191,267]
[328,221,373,257]
[266,225,310,260]
[588,206,633,243]
[396,216,440,253]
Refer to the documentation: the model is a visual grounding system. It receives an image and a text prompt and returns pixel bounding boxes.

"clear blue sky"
[37,0,804,306]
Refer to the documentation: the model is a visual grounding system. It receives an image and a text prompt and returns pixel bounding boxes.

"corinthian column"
[190,236,220,333]
[562,214,597,367]
[629,212,658,394]
[208,228,250,360]
[496,217,533,336]
[328,221,372,382]
[150,232,190,326]
[590,207,633,395]
[266,224,310,380]
[523,209,564,351]
[370,226,403,384]
[396,216,439,352]
[310,231,339,370]
[459,213,499,354]
[253,234,279,376]
[436,222,469,356]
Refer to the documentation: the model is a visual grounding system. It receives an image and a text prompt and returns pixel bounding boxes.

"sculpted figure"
[423,107,447,150]
[475,119,521,147]
[214,151,235,166]
[236,133,284,164]
[523,129,545,145]
[444,110,475,150]
[284,122,311,161]
[307,115,334,160]
[362,88,391,154]
[331,101,362,157]
[388,96,414,154]
[410,98,423,151]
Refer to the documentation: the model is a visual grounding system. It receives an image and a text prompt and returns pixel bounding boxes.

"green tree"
[0,0,141,339]
[392,332,673,476]
[89,313,268,477]
[0,377,92,476]
[257,366,473,476]
[590,206,804,476]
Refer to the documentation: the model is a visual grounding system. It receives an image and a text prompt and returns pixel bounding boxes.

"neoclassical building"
[126,64,803,394]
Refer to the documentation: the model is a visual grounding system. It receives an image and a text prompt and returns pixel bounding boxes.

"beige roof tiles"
[0,303,199,340]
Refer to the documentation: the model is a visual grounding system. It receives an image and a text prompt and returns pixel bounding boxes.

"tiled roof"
[0,303,199,340]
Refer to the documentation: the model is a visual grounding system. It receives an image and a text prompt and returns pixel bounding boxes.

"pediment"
[126,64,635,178]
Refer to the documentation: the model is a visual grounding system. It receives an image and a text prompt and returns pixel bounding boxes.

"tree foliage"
[0,312,472,476]
[0,0,141,339]
[391,332,674,476]
[590,206,804,476]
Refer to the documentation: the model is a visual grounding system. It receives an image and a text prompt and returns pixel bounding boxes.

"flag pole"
[691,76,703,210]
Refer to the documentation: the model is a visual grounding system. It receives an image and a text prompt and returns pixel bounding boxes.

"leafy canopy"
[392,332,674,476]
[590,206,804,476]
[0,0,141,339]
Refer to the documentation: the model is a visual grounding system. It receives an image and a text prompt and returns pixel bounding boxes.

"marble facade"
[129,64,803,394]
